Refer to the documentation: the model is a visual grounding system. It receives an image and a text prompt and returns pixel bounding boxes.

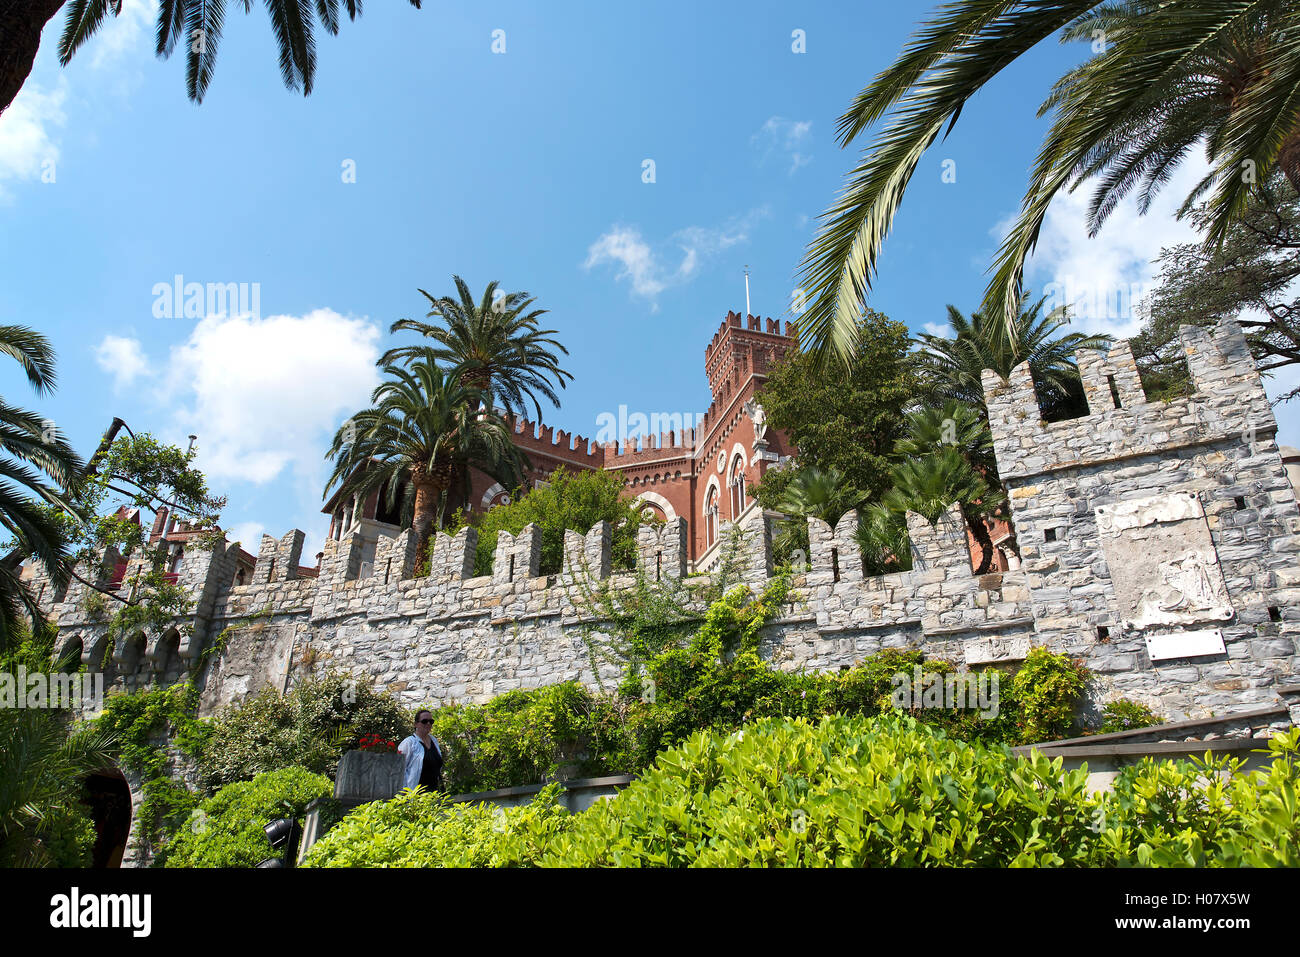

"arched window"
[729,455,747,519]
[705,486,719,548]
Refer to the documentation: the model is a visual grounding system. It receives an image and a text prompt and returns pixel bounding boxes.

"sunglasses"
[417,718,433,725]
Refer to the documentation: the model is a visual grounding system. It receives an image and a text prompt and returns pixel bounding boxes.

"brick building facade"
[324,310,799,567]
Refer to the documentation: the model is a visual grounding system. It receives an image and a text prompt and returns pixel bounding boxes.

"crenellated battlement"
[504,414,602,460]
[25,318,1300,726]
[982,320,1273,482]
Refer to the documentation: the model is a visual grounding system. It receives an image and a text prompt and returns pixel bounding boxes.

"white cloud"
[584,209,768,306]
[224,521,266,555]
[1008,158,1211,339]
[86,0,152,71]
[0,79,66,196]
[753,117,813,175]
[0,0,151,198]
[162,310,382,485]
[95,334,148,389]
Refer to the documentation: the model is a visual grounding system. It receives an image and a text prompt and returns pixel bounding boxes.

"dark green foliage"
[914,299,1108,421]
[754,309,918,504]
[163,767,331,868]
[1098,698,1162,734]
[1135,172,1300,402]
[199,672,409,790]
[448,467,648,577]
[87,681,209,858]
[54,0,424,106]
[383,275,573,423]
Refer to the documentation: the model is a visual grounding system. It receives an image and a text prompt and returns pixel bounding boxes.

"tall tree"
[915,296,1110,419]
[891,402,1007,573]
[325,354,525,564]
[1,0,424,115]
[753,309,917,506]
[797,0,1300,366]
[382,276,573,423]
[1133,171,1300,400]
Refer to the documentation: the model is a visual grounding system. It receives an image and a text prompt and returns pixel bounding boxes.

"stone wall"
[29,319,1300,726]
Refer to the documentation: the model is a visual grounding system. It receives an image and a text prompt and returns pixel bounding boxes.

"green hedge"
[305,716,1300,868]
[163,766,331,868]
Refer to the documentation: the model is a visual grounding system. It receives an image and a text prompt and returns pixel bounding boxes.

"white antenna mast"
[744,265,751,316]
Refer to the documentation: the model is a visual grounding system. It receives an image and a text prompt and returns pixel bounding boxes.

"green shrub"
[163,766,331,868]
[1098,698,1161,734]
[301,783,573,868]
[1008,647,1090,743]
[447,467,649,576]
[543,715,1101,866]
[305,719,1300,867]
[200,672,408,789]
[430,682,636,794]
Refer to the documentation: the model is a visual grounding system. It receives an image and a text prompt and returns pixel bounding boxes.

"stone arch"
[632,490,677,523]
[115,631,147,689]
[82,631,113,675]
[152,627,182,682]
[83,765,133,868]
[56,634,83,673]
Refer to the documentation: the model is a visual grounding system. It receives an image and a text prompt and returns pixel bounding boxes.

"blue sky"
[2,1,1294,557]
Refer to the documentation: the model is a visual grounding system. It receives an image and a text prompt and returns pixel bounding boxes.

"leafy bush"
[1098,698,1162,734]
[305,718,1300,867]
[429,682,635,794]
[163,766,331,868]
[301,783,574,868]
[1007,647,1091,743]
[409,586,1093,794]
[444,467,649,576]
[200,672,409,789]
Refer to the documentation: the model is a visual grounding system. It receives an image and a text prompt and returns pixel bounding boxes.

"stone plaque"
[1144,628,1227,661]
[963,635,1031,666]
[1095,492,1233,631]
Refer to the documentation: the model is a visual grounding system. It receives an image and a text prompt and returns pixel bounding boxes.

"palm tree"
[324,354,525,564]
[1,0,424,116]
[865,445,1006,575]
[798,0,1300,364]
[770,466,869,564]
[915,296,1111,419]
[891,402,1007,572]
[382,277,573,422]
[0,326,82,655]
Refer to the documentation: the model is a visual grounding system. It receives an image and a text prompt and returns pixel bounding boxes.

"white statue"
[744,399,768,441]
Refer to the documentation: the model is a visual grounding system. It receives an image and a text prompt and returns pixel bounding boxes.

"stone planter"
[334,749,404,803]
